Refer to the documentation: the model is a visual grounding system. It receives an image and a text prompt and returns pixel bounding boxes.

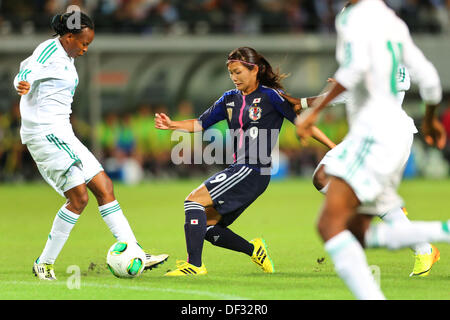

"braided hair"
[227,47,288,91]
[51,11,94,36]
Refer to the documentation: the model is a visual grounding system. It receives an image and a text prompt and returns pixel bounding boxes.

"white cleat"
[33,259,57,281]
[144,253,169,271]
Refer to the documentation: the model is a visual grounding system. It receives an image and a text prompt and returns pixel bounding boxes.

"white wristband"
[301,98,308,109]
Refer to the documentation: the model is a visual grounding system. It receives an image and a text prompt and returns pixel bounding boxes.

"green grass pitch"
[0,178,449,300]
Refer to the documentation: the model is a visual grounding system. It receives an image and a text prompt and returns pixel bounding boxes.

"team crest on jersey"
[249,106,262,121]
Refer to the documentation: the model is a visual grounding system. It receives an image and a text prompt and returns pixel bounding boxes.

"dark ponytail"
[227,47,288,91]
[51,11,94,36]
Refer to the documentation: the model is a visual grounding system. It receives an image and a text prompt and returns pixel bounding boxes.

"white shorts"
[323,127,413,215]
[313,142,344,178]
[26,130,103,197]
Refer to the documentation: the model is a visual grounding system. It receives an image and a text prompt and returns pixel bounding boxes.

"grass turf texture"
[0,178,449,300]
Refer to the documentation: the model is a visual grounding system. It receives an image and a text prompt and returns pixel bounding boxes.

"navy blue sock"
[184,201,207,267]
[205,225,254,256]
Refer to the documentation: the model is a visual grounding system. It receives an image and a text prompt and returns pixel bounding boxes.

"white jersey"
[13,38,79,143]
[331,64,417,132]
[333,0,441,135]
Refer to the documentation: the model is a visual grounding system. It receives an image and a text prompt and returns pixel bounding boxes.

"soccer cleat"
[33,259,57,281]
[164,260,207,276]
[144,253,169,271]
[250,238,275,273]
[410,245,440,277]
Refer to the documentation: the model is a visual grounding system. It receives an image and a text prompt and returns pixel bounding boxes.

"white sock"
[366,220,450,250]
[325,230,385,300]
[99,200,137,243]
[39,206,80,264]
[380,207,432,255]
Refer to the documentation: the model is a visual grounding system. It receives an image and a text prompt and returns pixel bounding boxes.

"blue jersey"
[198,85,297,169]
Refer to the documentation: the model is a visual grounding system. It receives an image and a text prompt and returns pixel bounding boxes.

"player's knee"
[316,207,347,242]
[185,192,196,203]
[79,192,89,209]
[347,215,372,247]
[185,189,209,207]
[316,216,329,241]
[69,191,89,212]
[100,175,114,197]
[91,174,115,203]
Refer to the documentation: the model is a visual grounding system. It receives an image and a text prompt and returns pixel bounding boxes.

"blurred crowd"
[0,0,449,35]
[2,98,450,183]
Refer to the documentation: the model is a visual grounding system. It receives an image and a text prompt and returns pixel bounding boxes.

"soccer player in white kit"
[285,65,440,277]
[294,0,449,299]
[14,11,168,280]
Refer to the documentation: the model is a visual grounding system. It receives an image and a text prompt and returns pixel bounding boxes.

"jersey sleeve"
[400,22,442,105]
[13,56,42,90]
[334,13,371,91]
[14,43,66,92]
[270,89,297,124]
[198,94,228,130]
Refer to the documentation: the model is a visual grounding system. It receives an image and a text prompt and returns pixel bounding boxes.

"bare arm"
[295,81,347,140]
[154,113,203,132]
[421,104,446,150]
[311,126,336,149]
[281,79,342,115]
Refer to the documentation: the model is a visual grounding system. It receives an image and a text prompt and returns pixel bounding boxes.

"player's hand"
[16,81,30,95]
[295,108,318,142]
[280,92,303,115]
[421,116,446,150]
[327,78,337,84]
[155,113,172,130]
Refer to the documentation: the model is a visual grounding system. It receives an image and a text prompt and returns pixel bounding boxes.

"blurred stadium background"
[1,0,450,184]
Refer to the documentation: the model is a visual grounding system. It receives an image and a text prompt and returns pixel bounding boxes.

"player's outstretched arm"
[281,79,344,115]
[295,81,347,140]
[154,113,203,132]
[280,92,316,115]
[311,126,336,149]
[421,104,447,150]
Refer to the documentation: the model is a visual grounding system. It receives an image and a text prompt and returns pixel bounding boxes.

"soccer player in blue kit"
[155,47,335,276]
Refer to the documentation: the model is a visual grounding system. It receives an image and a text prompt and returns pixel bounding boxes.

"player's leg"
[365,219,450,251]
[202,165,274,273]
[34,166,88,280]
[70,135,169,268]
[361,143,450,252]
[87,171,169,270]
[380,207,431,254]
[315,140,441,278]
[87,171,137,242]
[319,177,385,300]
[204,207,254,256]
[183,183,212,267]
[379,206,440,276]
[165,183,211,276]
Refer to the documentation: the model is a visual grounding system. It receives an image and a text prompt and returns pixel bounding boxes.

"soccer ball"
[106,241,146,278]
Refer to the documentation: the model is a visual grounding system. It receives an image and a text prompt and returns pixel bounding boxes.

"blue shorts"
[204,164,271,227]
